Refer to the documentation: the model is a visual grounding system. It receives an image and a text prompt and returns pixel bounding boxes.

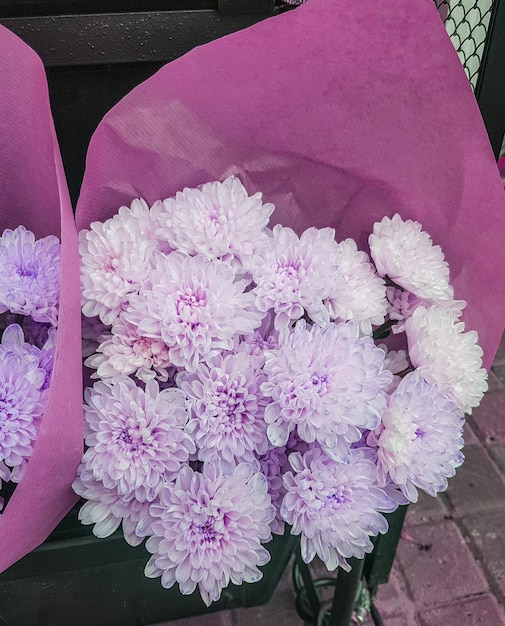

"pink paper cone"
[0,26,83,572]
[76,0,505,370]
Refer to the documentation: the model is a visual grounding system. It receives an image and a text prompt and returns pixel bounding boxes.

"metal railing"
[435,0,495,90]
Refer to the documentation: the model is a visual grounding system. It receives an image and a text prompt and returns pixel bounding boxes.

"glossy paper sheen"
[0,26,83,572]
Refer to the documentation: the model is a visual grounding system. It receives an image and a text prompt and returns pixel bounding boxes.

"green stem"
[372,319,398,340]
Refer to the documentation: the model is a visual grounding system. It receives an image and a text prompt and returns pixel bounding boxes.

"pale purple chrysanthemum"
[386,287,423,334]
[261,320,392,459]
[0,341,46,482]
[156,176,274,268]
[369,214,454,303]
[233,312,278,370]
[79,203,158,325]
[125,252,262,372]
[282,447,396,572]
[82,377,195,500]
[2,323,54,391]
[0,226,61,325]
[251,225,340,330]
[73,465,158,546]
[376,344,410,393]
[325,238,387,334]
[178,351,269,467]
[116,198,172,254]
[386,286,466,334]
[85,315,174,383]
[234,332,278,370]
[144,462,274,606]
[258,446,288,534]
[405,306,487,414]
[369,370,464,502]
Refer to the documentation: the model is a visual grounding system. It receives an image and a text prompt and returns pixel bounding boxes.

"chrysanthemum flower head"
[0,226,61,325]
[325,238,387,334]
[370,370,464,502]
[0,337,46,480]
[282,447,396,571]
[125,251,262,372]
[82,377,195,500]
[117,198,172,253]
[178,351,269,466]
[251,225,340,330]
[144,461,274,606]
[85,315,174,383]
[157,176,274,267]
[79,203,158,325]
[258,445,289,534]
[261,320,392,458]
[73,465,158,546]
[405,306,488,413]
[376,343,410,393]
[369,214,453,303]
[386,286,466,334]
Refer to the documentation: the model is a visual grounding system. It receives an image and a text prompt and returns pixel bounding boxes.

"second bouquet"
[75,175,486,606]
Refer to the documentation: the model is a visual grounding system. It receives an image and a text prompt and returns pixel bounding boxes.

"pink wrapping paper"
[77,0,505,371]
[0,27,83,572]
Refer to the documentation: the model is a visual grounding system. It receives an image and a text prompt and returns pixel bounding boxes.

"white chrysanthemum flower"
[82,377,195,500]
[73,466,158,546]
[282,448,396,572]
[251,225,340,330]
[156,176,274,267]
[80,202,158,325]
[124,252,262,372]
[405,306,488,414]
[85,315,174,383]
[144,462,274,606]
[261,320,392,459]
[0,226,61,326]
[371,371,465,502]
[325,238,387,334]
[376,343,410,393]
[117,198,170,251]
[178,351,269,466]
[386,286,466,334]
[369,214,453,302]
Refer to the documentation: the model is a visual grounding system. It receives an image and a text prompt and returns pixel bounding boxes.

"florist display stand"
[0,2,504,626]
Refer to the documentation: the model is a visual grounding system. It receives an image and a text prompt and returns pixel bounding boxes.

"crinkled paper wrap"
[0,26,82,572]
[77,0,505,370]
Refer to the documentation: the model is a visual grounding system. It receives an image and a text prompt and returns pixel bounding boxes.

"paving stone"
[489,445,505,476]
[230,559,300,626]
[374,563,415,618]
[463,420,480,447]
[462,508,505,601]
[492,366,505,387]
[419,594,505,626]
[470,391,505,445]
[376,614,420,626]
[397,521,488,607]
[165,610,234,626]
[491,333,505,368]
[486,370,504,393]
[444,446,505,514]
[405,490,447,527]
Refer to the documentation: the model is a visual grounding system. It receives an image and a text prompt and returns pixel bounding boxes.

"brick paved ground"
[161,335,505,626]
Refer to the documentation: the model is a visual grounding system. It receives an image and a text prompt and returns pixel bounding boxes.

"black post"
[327,558,364,626]
[475,0,505,158]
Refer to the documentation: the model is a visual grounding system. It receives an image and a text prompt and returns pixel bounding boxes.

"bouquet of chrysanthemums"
[75,175,487,605]
[0,227,61,510]
[0,25,82,575]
